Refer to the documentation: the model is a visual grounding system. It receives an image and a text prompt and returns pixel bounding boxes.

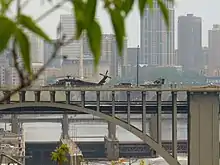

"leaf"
[72,0,86,39]
[14,28,31,74]
[157,0,169,28]
[87,20,102,69]
[18,14,51,42]
[109,9,125,56]
[0,16,16,53]
[85,0,97,26]
[146,0,153,11]
[0,0,13,15]
[138,0,146,16]
[113,0,122,9]
[122,0,134,16]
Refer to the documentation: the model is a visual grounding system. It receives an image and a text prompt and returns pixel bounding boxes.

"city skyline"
[19,0,220,47]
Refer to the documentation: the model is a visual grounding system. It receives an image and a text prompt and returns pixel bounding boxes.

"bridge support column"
[104,122,119,161]
[149,115,158,141]
[62,91,70,139]
[11,91,25,134]
[188,91,219,165]
[11,114,19,134]
[62,114,69,139]
[34,91,40,102]
[50,91,55,103]
[108,122,116,139]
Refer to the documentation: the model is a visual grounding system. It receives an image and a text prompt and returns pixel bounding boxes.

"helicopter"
[45,70,111,87]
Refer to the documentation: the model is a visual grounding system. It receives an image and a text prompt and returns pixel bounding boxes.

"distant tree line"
[109,67,207,85]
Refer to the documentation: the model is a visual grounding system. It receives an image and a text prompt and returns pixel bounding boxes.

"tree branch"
[11,0,26,86]
[35,0,69,22]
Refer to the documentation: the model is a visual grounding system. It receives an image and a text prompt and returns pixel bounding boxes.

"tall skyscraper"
[111,36,128,77]
[208,24,220,76]
[26,31,44,63]
[58,15,82,60]
[178,14,202,71]
[140,0,175,66]
[44,40,62,68]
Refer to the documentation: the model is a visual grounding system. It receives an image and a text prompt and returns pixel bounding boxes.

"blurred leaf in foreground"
[18,14,51,42]
[87,20,102,70]
[0,16,16,54]
[14,28,31,74]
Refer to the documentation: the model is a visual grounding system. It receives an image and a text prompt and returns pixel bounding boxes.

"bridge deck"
[0,86,219,91]
[0,91,188,101]
[0,102,189,114]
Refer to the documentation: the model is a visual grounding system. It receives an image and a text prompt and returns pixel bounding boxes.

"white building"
[43,40,62,68]
[0,67,6,85]
[26,31,44,63]
[58,15,82,60]
[140,0,175,66]
[6,67,20,86]
[0,50,10,85]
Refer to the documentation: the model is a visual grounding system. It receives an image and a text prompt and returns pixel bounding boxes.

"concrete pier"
[62,114,69,138]
[104,122,119,160]
[188,92,219,165]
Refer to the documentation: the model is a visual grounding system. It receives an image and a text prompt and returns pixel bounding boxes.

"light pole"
[136,45,139,86]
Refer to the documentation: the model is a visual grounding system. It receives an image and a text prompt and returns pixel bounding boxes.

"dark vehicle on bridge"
[113,78,165,88]
[114,82,133,88]
[44,70,111,87]
[140,78,165,88]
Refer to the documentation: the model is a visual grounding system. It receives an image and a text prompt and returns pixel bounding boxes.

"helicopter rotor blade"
[105,70,108,75]
[100,73,105,76]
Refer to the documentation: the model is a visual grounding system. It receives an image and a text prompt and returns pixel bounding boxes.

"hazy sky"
[15,0,220,47]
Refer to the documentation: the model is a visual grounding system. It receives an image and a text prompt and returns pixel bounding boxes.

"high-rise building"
[127,47,140,66]
[0,50,10,85]
[58,15,83,60]
[178,14,202,71]
[208,24,220,76]
[26,31,44,63]
[174,49,178,65]
[109,35,127,78]
[140,0,175,66]
[44,40,62,68]
[6,67,20,86]
[61,34,128,79]
[202,47,209,75]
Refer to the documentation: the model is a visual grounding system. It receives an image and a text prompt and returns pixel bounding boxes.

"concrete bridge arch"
[0,102,180,165]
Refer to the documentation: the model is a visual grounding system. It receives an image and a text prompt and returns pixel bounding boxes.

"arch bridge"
[0,86,219,165]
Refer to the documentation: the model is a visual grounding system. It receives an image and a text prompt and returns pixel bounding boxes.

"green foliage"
[14,28,31,73]
[0,0,172,75]
[0,0,13,15]
[87,20,102,70]
[0,16,16,53]
[51,144,69,165]
[108,8,125,56]
[139,159,146,165]
[157,0,170,28]
[18,15,51,42]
